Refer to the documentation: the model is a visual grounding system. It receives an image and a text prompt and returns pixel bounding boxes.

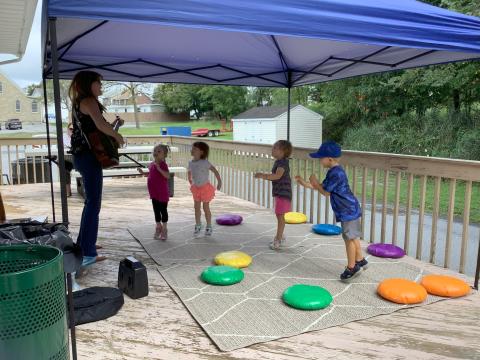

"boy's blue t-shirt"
[322,165,361,222]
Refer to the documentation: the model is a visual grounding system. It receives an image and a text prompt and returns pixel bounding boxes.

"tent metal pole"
[287,87,291,141]
[42,77,56,222]
[49,17,69,225]
[474,229,480,290]
[66,273,78,360]
[287,71,292,141]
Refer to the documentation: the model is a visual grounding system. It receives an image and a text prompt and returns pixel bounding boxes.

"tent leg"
[66,273,78,360]
[42,78,56,222]
[286,70,292,142]
[49,17,69,225]
[474,229,480,290]
[287,87,291,141]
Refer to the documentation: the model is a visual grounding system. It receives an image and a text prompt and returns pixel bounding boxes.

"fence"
[1,135,479,283]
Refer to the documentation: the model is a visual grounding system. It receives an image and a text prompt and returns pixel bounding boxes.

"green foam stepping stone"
[201,265,244,286]
[282,284,333,310]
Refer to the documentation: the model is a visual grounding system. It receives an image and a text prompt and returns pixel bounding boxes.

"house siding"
[0,72,42,125]
[232,118,277,144]
[276,106,322,149]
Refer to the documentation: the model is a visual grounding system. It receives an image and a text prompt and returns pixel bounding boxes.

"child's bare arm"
[295,176,313,189]
[187,170,193,184]
[210,165,222,190]
[255,167,284,181]
[137,167,148,177]
[309,174,330,196]
[155,163,170,179]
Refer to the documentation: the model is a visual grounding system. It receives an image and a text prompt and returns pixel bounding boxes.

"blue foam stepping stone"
[201,265,244,286]
[312,224,342,235]
[283,284,333,310]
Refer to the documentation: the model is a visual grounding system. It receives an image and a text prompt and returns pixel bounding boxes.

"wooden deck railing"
[1,135,479,284]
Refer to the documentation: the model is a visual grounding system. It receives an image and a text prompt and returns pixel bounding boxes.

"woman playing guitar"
[69,71,124,268]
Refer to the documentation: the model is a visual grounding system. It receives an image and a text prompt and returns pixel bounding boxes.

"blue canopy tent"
[41,1,480,301]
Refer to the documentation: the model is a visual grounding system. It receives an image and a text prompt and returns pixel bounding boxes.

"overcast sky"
[0,0,43,88]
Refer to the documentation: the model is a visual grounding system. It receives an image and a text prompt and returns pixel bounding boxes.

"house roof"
[233,106,291,119]
[0,0,37,64]
[233,105,322,120]
[0,69,32,98]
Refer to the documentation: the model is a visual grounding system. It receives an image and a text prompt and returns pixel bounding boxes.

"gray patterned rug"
[129,214,447,351]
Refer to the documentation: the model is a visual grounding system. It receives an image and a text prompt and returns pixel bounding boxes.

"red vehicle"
[191,128,221,137]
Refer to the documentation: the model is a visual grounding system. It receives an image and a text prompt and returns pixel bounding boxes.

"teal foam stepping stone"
[282,284,333,310]
[312,224,342,235]
[201,265,244,286]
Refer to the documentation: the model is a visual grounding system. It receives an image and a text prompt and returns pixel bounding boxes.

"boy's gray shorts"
[341,218,362,241]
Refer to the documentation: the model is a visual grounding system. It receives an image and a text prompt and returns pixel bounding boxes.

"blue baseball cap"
[309,141,342,158]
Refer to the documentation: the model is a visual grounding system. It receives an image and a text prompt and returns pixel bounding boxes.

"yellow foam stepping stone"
[214,251,252,268]
[377,278,427,304]
[421,274,470,298]
[285,212,307,224]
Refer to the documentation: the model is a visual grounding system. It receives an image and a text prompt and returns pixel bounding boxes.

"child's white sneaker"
[154,224,163,240]
[270,236,286,250]
[194,224,202,236]
[160,227,168,241]
[205,225,213,236]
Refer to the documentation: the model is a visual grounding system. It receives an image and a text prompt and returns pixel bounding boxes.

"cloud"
[0,0,43,88]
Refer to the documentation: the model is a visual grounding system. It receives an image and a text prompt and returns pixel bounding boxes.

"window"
[0,81,3,94]
[31,100,38,113]
[15,100,20,112]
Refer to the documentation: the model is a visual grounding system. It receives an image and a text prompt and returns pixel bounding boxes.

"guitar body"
[86,118,122,169]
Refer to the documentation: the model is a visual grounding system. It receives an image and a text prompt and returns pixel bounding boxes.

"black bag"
[0,220,82,273]
[67,287,124,327]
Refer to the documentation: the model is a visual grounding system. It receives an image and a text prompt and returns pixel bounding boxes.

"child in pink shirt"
[139,144,170,240]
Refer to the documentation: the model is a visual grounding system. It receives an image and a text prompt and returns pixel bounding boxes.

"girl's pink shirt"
[147,161,169,202]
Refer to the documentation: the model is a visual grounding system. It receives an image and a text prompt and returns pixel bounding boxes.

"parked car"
[191,128,221,137]
[5,119,22,130]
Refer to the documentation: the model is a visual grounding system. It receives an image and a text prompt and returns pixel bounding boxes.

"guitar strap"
[72,105,92,150]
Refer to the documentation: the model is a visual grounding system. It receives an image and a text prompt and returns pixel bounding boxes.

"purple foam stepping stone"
[367,243,405,258]
[216,214,243,226]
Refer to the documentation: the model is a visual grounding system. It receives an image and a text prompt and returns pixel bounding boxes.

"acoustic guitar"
[86,116,123,169]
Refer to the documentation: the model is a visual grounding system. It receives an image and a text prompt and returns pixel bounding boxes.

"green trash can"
[0,245,69,360]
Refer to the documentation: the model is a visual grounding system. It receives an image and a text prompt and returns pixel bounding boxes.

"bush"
[454,129,480,160]
[341,110,479,160]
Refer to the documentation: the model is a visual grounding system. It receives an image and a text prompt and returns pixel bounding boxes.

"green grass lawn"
[0,133,37,139]
[119,120,233,140]
[345,169,480,224]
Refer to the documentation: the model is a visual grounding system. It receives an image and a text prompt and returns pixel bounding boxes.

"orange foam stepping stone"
[377,278,427,304]
[421,274,470,298]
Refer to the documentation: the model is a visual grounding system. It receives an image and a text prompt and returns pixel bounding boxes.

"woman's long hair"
[69,71,105,112]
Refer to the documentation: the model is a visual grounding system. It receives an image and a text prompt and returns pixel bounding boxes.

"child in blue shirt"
[295,141,368,281]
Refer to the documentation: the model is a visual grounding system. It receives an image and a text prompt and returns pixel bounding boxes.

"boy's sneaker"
[205,225,213,236]
[194,224,202,236]
[356,258,368,270]
[340,264,361,281]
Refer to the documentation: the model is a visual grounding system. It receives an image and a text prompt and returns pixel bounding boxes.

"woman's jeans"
[73,151,103,257]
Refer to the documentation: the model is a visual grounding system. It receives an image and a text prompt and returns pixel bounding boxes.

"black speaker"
[118,256,149,299]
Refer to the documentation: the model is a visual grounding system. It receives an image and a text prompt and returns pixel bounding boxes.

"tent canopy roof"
[44,0,480,87]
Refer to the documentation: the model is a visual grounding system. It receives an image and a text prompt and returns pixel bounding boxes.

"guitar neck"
[113,118,123,132]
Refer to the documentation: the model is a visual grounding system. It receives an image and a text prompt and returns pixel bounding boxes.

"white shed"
[232,105,323,149]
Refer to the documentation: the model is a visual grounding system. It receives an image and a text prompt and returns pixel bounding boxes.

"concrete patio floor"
[2,178,479,360]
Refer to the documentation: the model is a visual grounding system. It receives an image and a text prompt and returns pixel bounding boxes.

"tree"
[153,84,208,119]
[247,87,273,107]
[104,82,151,129]
[45,80,72,121]
[199,86,248,120]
